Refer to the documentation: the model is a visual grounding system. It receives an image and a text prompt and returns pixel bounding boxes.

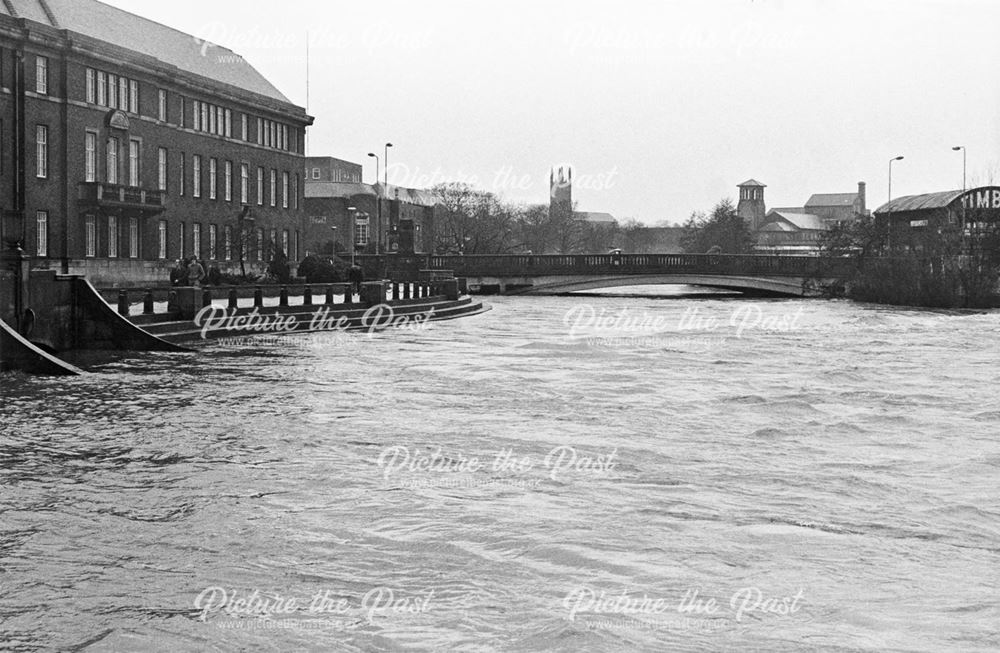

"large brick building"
[0,0,313,285]
[303,156,439,256]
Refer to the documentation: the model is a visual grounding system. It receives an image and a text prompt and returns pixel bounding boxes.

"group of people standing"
[169,258,207,287]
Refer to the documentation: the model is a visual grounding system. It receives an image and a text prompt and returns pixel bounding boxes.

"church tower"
[736,179,767,230]
[550,165,573,220]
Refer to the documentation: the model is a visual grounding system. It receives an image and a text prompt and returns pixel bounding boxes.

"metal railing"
[78,182,166,208]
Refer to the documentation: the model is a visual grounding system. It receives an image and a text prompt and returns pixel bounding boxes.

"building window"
[157,220,167,259]
[35,125,47,178]
[282,172,289,209]
[180,152,186,196]
[282,229,289,256]
[257,167,264,206]
[36,211,47,256]
[119,77,128,112]
[35,56,48,94]
[193,223,201,258]
[85,215,97,257]
[129,80,139,113]
[192,154,201,197]
[193,100,201,131]
[129,217,139,258]
[269,169,276,207]
[312,167,320,180]
[108,74,118,108]
[85,131,97,182]
[179,222,185,259]
[208,104,216,134]
[97,71,107,105]
[293,173,299,209]
[256,228,263,262]
[107,136,119,184]
[224,225,232,261]
[158,147,168,191]
[257,117,263,145]
[209,224,217,260]
[241,114,248,141]
[294,230,299,262]
[129,139,140,186]
[224,160,232,201]
[240,163,249,204]
[209,158,217,199]
[179,96,186,128]
[224,109,232,138]
[269,229,276,258]
[108,215,118,258]
[86,68,95,103]
[355,219,369,247]
[158,89,167,121]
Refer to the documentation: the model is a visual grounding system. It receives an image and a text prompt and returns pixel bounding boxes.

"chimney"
[858,181,866,215]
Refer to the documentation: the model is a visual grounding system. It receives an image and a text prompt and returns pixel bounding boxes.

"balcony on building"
[77,182,167,214]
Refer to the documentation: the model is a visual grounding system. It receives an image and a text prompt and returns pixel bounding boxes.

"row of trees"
[427,182,643,255]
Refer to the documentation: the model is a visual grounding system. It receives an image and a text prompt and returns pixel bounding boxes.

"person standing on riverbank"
[187,257,206,287]
[169,259,188,286]
[348,264,364,298]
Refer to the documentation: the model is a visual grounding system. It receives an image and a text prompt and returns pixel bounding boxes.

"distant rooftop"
[873,189,964,215]
[806,192,859,207]
[575,211,617,224]
[2,0,293,104]
[738,179,766,187]
[305,182,441,207]
[763,210,827,231]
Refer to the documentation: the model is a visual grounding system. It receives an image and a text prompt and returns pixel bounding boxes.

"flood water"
[1,291,999,651]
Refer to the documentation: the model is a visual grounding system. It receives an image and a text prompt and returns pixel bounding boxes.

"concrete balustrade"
[105,275,472,320]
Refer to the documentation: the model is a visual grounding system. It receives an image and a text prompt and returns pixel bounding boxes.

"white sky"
[108,0,1000,225]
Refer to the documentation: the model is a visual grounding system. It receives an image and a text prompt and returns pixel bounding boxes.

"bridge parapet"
[381,253,854,278]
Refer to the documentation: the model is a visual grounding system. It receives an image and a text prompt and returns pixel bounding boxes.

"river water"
[1,291,998,652]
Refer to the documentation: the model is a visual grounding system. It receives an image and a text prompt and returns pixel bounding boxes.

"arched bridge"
[361,253,854,297]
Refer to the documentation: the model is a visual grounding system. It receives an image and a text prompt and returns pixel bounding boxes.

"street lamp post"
[238,205,253,279]
[367,152,380,254]
[385,143,393,252]
[952,146,966,193]
[887,155,904,251]
[346,205,357,266]
[384,143,392,188]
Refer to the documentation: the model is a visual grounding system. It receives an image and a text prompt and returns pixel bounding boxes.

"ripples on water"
[1,293,999,651]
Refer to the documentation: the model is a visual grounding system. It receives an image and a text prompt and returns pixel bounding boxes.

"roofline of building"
[0,12,314,125]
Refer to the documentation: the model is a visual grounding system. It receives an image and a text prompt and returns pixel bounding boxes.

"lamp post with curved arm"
[887,155,904,251]
[952,146,966,194]
[367,152,380,254]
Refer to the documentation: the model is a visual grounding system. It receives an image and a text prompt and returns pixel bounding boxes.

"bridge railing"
[414,253,852,277]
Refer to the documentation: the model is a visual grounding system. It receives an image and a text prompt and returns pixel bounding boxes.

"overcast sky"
[109,0,999,225]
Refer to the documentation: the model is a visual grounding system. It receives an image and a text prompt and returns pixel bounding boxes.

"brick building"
[0,0,313,285]
[303,155,439,256]
[749,180,869,254]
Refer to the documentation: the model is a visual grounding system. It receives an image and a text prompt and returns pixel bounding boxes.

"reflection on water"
[2,294,999,651]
